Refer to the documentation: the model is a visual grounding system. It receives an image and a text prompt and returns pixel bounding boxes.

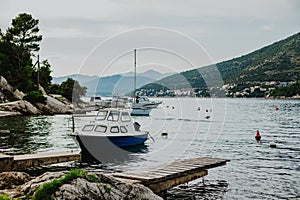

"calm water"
[0,98,299,199]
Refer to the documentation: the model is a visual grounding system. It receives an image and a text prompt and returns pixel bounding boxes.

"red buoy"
[255,130,261,142]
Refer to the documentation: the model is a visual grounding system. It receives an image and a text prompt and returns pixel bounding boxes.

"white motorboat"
[130,96,162,109]
[70,108,149,162]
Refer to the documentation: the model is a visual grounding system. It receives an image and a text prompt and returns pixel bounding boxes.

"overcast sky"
[0,0,299,77]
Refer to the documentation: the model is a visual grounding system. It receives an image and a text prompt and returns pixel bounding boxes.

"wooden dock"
[0,151,81,172]
[112,157,228,196]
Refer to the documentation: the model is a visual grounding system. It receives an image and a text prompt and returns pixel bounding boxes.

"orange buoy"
[275,106,279,111]
[255,130,261,142]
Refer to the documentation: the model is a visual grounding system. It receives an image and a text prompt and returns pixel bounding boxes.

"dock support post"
[72,115,75,132]
[157,191,167,200]
[0,154,14,172]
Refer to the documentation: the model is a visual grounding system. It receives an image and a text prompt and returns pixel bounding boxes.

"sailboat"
[130,49,153,116]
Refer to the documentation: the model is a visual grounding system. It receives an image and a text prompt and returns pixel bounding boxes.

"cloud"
[1,0,299,76]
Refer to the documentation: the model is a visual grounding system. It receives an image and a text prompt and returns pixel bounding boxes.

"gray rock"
[15,171,67,197]
[11,171,162,200]
[13,89,25,101]
[38,84,47,96]
[0,76,24,101]
[0,111,19,117]
[0,172,31,190]
[0,76,14,94]
[36,95,73,114]
[55,173,162,200]
[0,100,41,115]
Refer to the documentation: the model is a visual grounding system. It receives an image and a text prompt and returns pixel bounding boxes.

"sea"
[0,98,299,199]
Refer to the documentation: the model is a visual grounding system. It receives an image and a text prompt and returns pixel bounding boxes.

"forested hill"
[140,32,300,92]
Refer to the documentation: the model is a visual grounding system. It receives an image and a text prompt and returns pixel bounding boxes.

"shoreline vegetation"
[0,169,162,200]
[0,13,86,118]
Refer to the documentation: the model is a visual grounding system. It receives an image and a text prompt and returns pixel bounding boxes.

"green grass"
[0,195,11,200]
[33,169,98,200]
[104,184,111,193]
[0,170,104,200]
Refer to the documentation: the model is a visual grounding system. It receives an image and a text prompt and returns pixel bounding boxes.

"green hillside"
[217,32,300,83]
[139,32,300,95]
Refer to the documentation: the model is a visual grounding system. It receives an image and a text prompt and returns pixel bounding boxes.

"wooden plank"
[12,152,81,170]
[114,157,228,190]
[146,170,208,194]
[154,157,227,170]
[112,173,160,181]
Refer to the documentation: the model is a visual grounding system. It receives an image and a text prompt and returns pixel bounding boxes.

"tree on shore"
[0,13,46,93]
[50,78,87,103]
[0,13,87,103]
[269,81,300,97]
[60,78,87,103]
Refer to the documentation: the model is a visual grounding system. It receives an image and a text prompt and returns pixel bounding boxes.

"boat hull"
[73,133,148,162]
[130,108,152,116]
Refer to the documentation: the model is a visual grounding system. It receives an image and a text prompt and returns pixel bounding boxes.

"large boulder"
[0,172,31,190]
[55,173,162,200]
[0,100,41,115]
[0,76,24,101]
[35,95,73,115]
[15,171,66,196]
[11,171,162,200]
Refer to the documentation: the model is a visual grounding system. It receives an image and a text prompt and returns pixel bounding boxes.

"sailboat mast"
[134,49,137,96]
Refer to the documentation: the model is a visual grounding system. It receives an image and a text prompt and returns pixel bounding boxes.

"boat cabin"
[80,109,140,134]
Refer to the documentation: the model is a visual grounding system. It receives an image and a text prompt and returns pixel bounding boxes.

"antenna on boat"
[134,49,137,98]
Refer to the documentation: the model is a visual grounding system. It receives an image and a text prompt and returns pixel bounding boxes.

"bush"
[33,169,94,200]
[0,194,11,200]
[23,91,46,104]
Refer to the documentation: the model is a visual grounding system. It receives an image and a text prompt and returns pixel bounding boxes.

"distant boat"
[129,96,161,116]
[129,49,159,116]
[130,96,162,109]
[130,105,152,116]
[70,108,149,161]
[89,96,102,105]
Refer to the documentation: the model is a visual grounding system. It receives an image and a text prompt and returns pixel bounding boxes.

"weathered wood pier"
[0,151,81,172]
[113,157,229,196]
[1,152,228,198]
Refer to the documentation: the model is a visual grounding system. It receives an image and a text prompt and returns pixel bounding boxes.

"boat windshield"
[141,97,150,102]
[121,112,131,122]
[107,111,120,121]
[95,111,108,121]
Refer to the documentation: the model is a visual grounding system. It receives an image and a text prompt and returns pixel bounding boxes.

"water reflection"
[167,179,228,200]
[0,98,299,199]
[0,115,77,155]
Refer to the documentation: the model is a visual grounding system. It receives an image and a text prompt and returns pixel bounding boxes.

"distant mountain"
[52,70,170,96]
[140,32,300,92]
[123,70,172,80]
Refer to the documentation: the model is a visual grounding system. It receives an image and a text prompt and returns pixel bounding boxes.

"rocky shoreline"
[0,76,73,117]
[0,170,162,200]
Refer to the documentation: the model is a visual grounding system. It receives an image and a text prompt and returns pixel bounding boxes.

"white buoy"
[269,142,277,148]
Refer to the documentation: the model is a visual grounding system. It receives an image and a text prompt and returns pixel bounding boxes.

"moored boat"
[70,108,149,162]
